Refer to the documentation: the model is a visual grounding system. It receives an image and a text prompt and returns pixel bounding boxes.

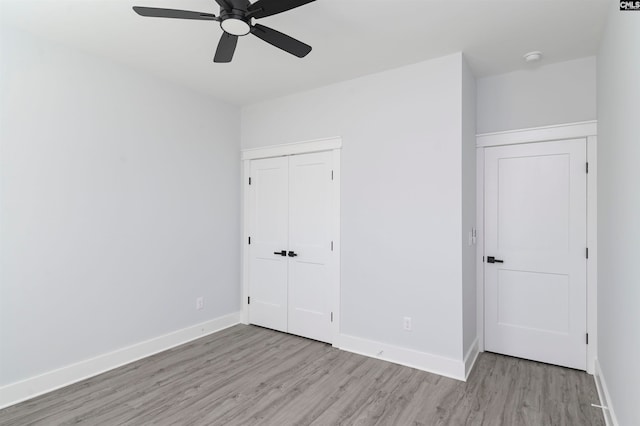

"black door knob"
[273,250,286,256]
[487,256,504,264]
[287,251,298,257]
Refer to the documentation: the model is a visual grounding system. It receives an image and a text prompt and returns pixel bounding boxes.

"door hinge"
[586,333,589,344]
[586,247,589,259]
[331,170,334,181]
[249,177,252,185]
[331,312,333,322]
[248,296,250,305]
[586,162,589,174]
[248,236,251,245]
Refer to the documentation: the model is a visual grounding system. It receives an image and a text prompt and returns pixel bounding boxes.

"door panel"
[484,139,587,370]
[248,157,289,332]
[498,154,570,252]
[497,270,569,334]
[287,152,333,343]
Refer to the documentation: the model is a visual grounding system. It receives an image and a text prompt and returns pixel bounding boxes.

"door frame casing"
[475,121,597,374]
[240,137,342,342]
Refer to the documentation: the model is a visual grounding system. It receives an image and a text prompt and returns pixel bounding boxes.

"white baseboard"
[594,358,619,426]
[334,333,466,381]
[464,337,480,380]
[0,312,241,410]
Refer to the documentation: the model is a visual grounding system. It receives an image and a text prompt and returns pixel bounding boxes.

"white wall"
[0,28,241,386]
[477,57,596,134]
[242,53,471,363]
[461,57,476,356]
[596,5,640,426]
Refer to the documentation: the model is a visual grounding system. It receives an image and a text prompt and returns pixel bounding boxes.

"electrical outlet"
[403,316,412,331]
[196,297,204,310]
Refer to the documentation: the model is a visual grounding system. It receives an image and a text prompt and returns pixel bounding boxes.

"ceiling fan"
[133,0,315,63]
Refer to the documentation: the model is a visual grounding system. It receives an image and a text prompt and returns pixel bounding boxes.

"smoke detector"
[524,51,543,63]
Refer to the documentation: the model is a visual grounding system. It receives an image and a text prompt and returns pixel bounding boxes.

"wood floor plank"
[0,325,605,426]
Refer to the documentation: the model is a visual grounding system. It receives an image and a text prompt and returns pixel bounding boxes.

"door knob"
[487,256,504,264]
[273,250,287,256]
[287,251,298,257]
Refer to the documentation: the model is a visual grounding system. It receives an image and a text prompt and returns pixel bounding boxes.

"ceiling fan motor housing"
[219,8,251,36]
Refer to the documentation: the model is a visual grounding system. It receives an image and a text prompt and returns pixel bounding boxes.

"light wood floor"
[1,324,604,425]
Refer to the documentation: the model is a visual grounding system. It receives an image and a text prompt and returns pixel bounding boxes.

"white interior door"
[248,157,289,333]
[287,152,334,343]
[484,139,587,370]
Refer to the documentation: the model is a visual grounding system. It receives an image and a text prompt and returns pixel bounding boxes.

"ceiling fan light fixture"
[221,18,251,36]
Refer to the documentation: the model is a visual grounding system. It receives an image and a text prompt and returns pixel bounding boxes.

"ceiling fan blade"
[133,7,218,21]
[251,24,311,58]
[248,0,315,19]
[214,33,239,63]
[214,0,233,11]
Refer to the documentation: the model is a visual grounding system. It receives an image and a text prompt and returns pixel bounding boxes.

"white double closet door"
[248,151,335,344]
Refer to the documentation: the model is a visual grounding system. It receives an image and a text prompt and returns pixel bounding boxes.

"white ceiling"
[1,0,609,106]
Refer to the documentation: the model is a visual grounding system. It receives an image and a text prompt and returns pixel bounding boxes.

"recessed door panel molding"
[496,270,570,334]
[497,154,571,252]
[484,138,587,370]
[243,140,340,345]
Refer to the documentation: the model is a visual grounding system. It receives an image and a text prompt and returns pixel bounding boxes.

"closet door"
[248,157,289,332]
[287,151,334,343]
